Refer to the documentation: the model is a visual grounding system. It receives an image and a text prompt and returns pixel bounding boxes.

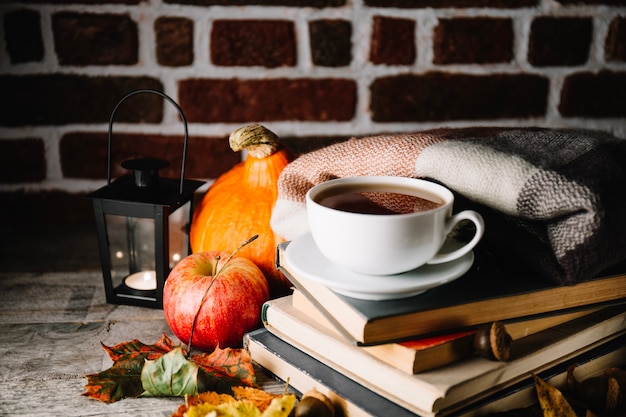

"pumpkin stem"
[186,235,260,355]
[229,124,280,159]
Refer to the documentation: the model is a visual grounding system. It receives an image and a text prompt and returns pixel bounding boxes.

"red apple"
[163,251,270,351]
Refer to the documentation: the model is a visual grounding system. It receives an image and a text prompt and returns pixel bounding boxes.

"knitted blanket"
[270,127,626,285]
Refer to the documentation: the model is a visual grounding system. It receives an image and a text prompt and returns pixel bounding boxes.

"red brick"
[309,20,352,67]
[60,132,241,180]
[364,0,537,7]
[555,0,625,4]
[370,16,416,65]
[528,17,592,67]
[606,16,626,62]
[52,12,138,66]
[0,138,46,183]
[559,71,626,118]
[25,0,143,3]
[211,20,296,68]
[0,75,163,126]
[165,0,345,5]
[178,78,357,122]
[4,9,44,64]
[433,18,513,64]
[370,73,548,122]
[155,17,194,67]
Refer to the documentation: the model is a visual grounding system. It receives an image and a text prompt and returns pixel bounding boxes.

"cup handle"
[427,210,485,265]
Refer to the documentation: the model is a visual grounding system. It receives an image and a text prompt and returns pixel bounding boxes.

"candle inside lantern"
[124,270,157,291]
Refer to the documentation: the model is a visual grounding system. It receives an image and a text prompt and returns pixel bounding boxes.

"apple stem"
[211,256,220,277]
[186,234,260,355]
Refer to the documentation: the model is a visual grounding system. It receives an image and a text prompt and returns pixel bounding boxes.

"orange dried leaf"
[233,386,283,411]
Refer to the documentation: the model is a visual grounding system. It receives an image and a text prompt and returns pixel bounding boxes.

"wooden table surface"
[0,271,288,417]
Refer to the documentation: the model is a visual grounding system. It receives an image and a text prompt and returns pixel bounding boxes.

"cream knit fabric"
[271,127,626,284]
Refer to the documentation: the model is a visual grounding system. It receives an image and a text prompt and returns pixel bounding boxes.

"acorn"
[295,388,335,417]
[567,365,625,414]
[473,321,512,361]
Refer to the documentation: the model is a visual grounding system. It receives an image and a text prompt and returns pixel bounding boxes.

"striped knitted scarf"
[270,127,626,285]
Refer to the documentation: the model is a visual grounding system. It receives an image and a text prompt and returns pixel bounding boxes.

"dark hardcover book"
[246,327,626,417]
[262,295,626,416]
[244,327,422,417]
[277,242,626,345]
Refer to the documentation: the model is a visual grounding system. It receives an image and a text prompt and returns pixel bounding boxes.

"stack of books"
[244,242,626,417]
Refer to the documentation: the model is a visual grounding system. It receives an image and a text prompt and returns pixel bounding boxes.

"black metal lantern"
[89,89,205,308]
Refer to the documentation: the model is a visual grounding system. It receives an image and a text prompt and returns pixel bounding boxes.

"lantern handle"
[107,89,189,195]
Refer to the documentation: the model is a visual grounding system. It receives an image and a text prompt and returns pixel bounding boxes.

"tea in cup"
[306,176,484,275]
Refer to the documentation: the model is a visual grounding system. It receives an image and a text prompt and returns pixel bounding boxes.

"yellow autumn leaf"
[183,394,296,417]
[533,374,577,417]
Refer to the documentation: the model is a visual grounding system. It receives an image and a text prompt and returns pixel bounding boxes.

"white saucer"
[284,233,474,301]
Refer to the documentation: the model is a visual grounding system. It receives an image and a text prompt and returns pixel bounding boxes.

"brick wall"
[1,0,625,226]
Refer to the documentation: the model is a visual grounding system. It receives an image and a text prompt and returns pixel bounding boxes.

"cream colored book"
[262,295,626,416]
[277,242,626,345]
[293,289,597,374]
[457,334,626,416]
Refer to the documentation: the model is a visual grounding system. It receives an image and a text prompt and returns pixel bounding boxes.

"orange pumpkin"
[190,124,291,296]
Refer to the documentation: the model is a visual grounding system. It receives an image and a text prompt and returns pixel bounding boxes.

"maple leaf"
[83,335,174,403]
[83,334,257,403]
[142,347,200,397]
[102,333,175,362]
[192,346,257,387]
[83,358,145,403]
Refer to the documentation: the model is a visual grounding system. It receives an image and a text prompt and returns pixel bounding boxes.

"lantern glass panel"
[107,214,156,290]
[168,201,191,269]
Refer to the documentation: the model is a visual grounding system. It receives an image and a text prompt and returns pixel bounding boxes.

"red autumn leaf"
[84,363,145,403]
[102,333,176,362]
[192,346,257,388]
[84,335,257,403]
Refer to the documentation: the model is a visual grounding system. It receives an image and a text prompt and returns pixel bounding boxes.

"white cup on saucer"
[306,176,485,276]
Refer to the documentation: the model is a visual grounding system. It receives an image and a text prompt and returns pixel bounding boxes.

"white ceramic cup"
[306,176,484,276]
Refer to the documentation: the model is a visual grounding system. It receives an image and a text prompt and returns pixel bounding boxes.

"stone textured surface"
[0,271,291,416]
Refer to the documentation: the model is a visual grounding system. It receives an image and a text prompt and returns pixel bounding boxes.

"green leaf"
[84,334,255,403]
[141,347,199,397]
